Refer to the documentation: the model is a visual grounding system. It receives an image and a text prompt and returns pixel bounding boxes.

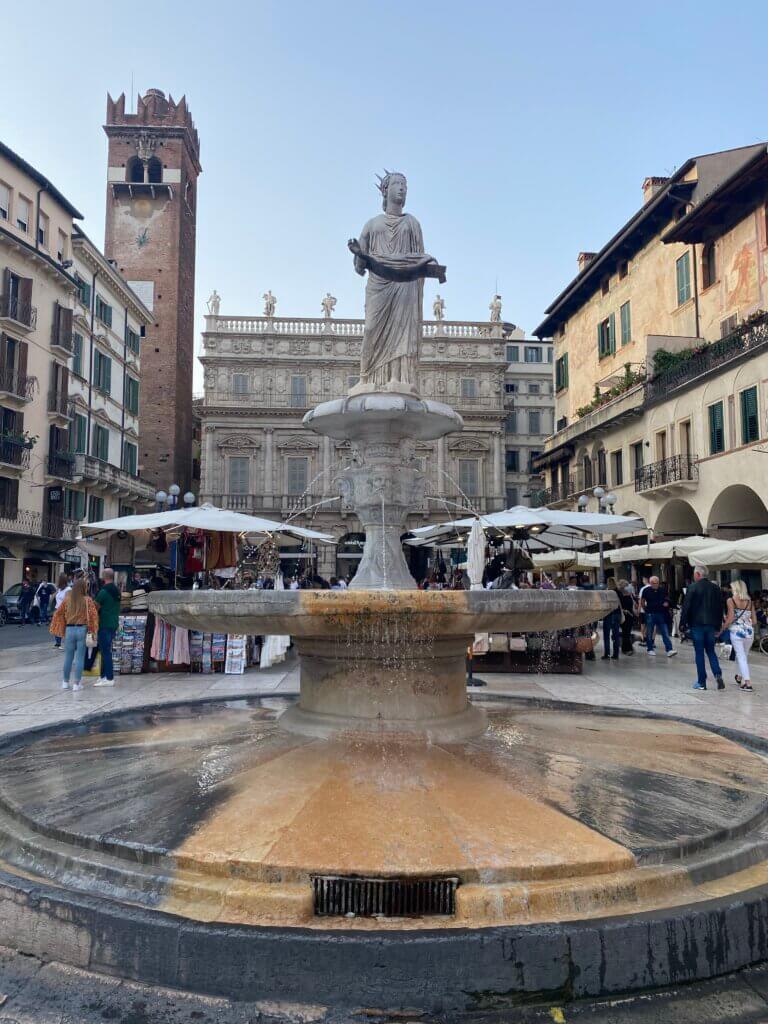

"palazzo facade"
[199,312,523,578]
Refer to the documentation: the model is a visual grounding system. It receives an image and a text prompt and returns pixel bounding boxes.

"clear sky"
[4,0,768,387]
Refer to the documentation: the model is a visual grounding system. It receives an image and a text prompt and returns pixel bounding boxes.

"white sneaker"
[647,649,657,656]
[667,650,677,658]
[93,678,115,687]
[61,681,70,690]
[72,683,83,692]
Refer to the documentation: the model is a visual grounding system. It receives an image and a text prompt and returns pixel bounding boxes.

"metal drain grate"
[312,875,458,917]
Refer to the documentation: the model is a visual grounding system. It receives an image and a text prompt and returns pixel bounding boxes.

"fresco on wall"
[727,243,758,308]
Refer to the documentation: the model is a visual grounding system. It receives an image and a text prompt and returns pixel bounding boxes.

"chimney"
[577,252,597,273]
[642,176,668,204]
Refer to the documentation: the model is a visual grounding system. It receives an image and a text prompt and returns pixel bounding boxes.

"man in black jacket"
[680,566,724,690]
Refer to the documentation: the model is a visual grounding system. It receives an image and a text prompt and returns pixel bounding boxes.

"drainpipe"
[691,244,701,339]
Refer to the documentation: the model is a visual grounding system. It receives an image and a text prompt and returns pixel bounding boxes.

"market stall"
[80,504,333,676]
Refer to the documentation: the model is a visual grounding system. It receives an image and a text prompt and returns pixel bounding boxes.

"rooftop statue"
[348,171,445,392]
[206,289,221,315]
[321,292,337,318]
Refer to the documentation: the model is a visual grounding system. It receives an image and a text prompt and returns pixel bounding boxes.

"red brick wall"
[104,116,199,492]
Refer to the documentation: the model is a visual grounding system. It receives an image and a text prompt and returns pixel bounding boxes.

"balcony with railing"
[0,437,31,471]
[0,506,41,536]
[0,368,35,403]
[644,313,768,406]
[0,294,37,331]
[204,387,505,414]
[73,454,156,503]
[531,478,574,508]
[635,454,699,495]
[50,320,74,356]
[46,450,75,481]
[42,514,79,541]
[47,390,74,422]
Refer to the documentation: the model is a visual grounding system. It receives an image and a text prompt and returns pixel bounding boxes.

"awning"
[25,549,64,563]
[0,546,16,559]
[688,534,768,569]
[609,535,721,563]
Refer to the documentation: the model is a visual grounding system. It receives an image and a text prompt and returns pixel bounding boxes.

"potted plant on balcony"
[0,430,37,450]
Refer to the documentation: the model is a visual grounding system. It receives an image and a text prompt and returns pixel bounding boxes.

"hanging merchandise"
[107,530,135,569]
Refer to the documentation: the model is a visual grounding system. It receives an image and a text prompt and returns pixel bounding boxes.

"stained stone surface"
[1,697,767,930]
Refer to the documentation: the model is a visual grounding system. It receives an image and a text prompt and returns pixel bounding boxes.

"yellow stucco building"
[535,143,768,581]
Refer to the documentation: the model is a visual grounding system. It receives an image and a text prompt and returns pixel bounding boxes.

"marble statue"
[321,292,337,318]
[432,294,445,321]
[263,290,276,317]
[206,289,221,315]
[489,294,503,323]
[348,171,446,391]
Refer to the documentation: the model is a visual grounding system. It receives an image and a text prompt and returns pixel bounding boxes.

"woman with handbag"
[723,579,755,691]
[50,579,99,692]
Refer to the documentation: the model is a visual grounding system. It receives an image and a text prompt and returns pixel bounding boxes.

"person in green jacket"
[93,568,121,687]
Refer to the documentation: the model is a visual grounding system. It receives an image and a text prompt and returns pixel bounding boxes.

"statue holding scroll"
[348,171,445,391]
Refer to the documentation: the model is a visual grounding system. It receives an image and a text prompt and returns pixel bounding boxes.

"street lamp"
[183,492,196,506]
[155,490,167,511]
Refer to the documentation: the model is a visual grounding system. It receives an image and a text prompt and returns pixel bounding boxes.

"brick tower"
[103,88,201,492]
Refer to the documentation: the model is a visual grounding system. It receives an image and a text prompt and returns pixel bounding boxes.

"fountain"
[0,173,767,1015]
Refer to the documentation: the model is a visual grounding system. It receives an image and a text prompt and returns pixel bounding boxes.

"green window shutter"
[72,332,82,376]
[608,312,616,354]
[564,353,569,387]
[741,386,759,444]
[708,402,724,454]
[104,357,111,395]
[597,322,603,357]
[620,302,631,345]
[676,252,691,305]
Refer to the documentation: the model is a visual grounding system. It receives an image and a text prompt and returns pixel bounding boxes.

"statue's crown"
[376,169,406,196]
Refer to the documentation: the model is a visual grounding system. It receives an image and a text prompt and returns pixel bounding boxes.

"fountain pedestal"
[303,391,463,591]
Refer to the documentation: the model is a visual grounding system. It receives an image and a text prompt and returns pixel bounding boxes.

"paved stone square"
[0,630,767,1022]
[0,630,763,744]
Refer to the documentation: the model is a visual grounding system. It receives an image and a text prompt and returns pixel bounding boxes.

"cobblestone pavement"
[0,634,767,1022]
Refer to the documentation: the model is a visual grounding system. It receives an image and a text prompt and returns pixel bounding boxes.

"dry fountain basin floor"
[1,692,768,1011]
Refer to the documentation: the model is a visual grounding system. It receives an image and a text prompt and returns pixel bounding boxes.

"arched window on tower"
[702,241,717,290]
[127,157,144,183]
[147,157,163,184]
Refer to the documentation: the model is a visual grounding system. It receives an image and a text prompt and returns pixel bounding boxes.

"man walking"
[680,566,724,691]
[93,569,121,688]
[17,579,34,626]
[642,576,677,658]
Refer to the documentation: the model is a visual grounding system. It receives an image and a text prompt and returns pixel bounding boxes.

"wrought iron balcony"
[42,513,79,541]
[635,454,699,494]
[531,479,573,507]
[644,314,768,406]
[0,368,34,402]
[0,506,41,536]
[0,293,37,330]
[0,437,31,470]
[47,451,75,480]
[47,390,73,419]
[50,322,74,355]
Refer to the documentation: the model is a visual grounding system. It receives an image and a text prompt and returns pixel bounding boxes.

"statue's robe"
[356,212,427,387]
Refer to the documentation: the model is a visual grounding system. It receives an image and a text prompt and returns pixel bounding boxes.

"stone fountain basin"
[147,588,617,637]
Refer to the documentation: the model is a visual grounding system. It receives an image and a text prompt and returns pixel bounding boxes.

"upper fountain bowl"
[147,588,616,638]
[303,392,463,442]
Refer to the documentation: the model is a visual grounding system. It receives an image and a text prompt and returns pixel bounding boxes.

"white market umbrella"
[688,534,768,568]
[79,503,333,544]
[532,549,601,571]
[609,535,721,564]
[466,519,486,590]
[407,505,646,550]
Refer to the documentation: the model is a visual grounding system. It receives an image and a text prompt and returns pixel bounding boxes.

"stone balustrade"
[205,315,514,340]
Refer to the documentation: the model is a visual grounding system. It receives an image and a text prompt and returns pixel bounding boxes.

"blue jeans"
[689,625,721,687]
[63,625,87,684]
[98,627,115,681]
[646,611,673,652]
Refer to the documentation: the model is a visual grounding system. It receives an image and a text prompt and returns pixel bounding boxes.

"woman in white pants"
[724,579,755,691]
